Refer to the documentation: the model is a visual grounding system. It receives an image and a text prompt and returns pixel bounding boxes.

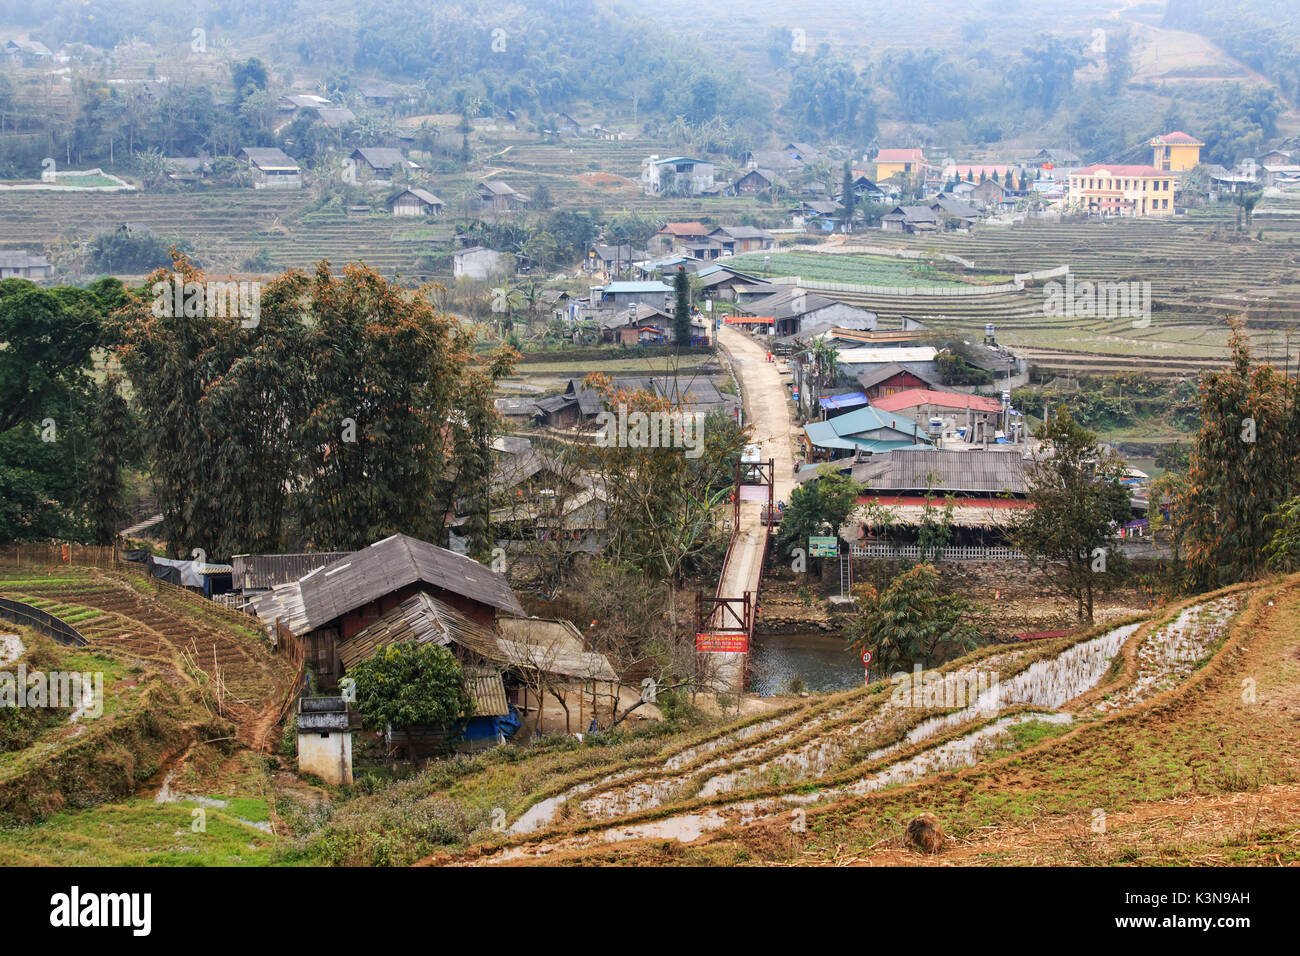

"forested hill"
[0,0,1293,162]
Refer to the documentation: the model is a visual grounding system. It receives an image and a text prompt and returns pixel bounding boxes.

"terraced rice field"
[725,250,993,287]
[437,584,1260,864]
[814,212,1300,375]
[0,189,440,279]
[0,569,291,749]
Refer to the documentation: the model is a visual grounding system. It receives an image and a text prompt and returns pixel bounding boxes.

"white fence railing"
[850,543,1026,561]
[850,539,1168,561]
[770,275,1025,297]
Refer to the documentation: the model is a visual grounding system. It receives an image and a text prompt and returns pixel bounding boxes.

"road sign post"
[861,649,872,685]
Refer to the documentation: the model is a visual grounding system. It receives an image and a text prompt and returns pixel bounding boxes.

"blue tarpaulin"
[457,706,522,743]
[819,391,869,410]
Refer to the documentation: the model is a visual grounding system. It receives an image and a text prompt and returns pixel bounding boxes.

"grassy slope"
[518,577,1300,865]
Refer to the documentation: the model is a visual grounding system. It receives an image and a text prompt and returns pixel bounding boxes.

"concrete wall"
[298,730,353,785]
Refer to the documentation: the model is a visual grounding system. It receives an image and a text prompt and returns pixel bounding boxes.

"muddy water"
[750,631,861,696]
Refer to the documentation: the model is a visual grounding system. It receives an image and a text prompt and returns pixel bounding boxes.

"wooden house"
[708,225,776,255]
[477,180,529,214]
[0,250,52,280]
[348,147,416,183]
[881,205,939,233]
[389,187,444,217]
[237,147,302,189]
[733,168,784,195]
[251,533,524,683]
[856,361,941,399]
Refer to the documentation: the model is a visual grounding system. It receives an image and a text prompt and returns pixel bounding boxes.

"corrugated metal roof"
[297,534,523,630]
[232,552,351,590]
[852,448,1028,495]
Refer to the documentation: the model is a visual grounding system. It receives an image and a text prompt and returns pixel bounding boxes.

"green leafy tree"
[82,375,133,545]
[672,267,692,345]
[1015,406,1132,621]
[847,563,980,673]
[1264,495,1300,573]
[777,469,862,565]
[840,162,856,227]
[350,642,474,755]
[1178,324,1299,589]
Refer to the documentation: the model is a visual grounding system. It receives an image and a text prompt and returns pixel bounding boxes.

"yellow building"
[874,148,926,181]
[1068,165,1176,217]
[1150,131,1203,172]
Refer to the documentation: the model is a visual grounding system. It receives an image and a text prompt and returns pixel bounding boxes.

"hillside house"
[874,148,926,180]
[5,39,52,59]
[389,187,444,217]
[641,155,715,196]
[881,205,939,233]
[536,375,734,429]
[251,533,525,684]
[1258,149,1291,167]
[783,142,823,164]
[649,222,711,254]
[847,174,886,201]
[742,286,878,339]
[165,157,211,182]
[847,447,1030,549]
[477,180,529,213]
[348,147,416,183]
[971,177,1010,209]
[0,250,52,279]
[694,266,773,302]
[1028,148,1081,178]
[930,196,981,229]
[237,147,302,189]
[794,199,844,230]
[553,112,580,136]
[1150,132,1204,172]
[856,361,942,399]
[744,149,804,174]
[359,82,401,105]
[870,389,1005,444]
[709,225,776,254]
[835,345,941,385]
[595,280,673,311]
[598,304,674,345]
[1068,165,1175,217]
[585,242,639,275]
[801,405,929,461]
[279,93,331,112]
[1262,165,1300,188]
[734,168,784,195]
[317,107,357,127]
[453,246,509,280]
